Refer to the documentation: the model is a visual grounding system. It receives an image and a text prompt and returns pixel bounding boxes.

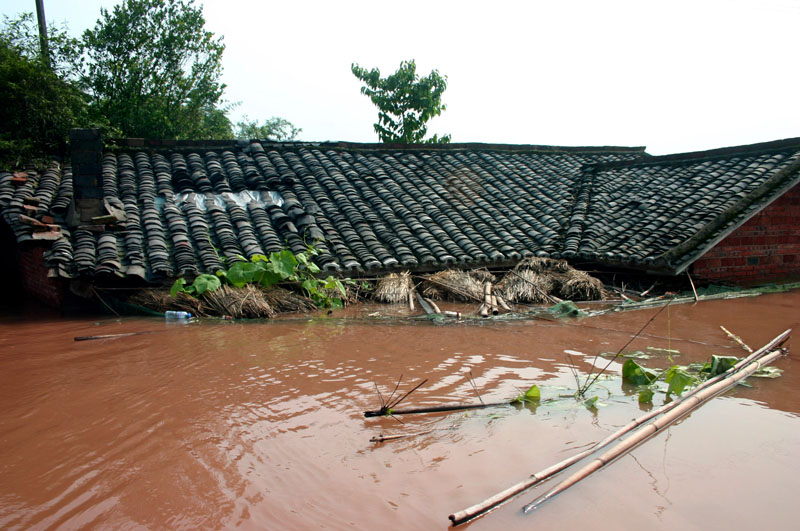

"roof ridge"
[584,136,800,173]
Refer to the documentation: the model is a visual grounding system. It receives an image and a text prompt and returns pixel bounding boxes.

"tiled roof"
[1,138,799,281]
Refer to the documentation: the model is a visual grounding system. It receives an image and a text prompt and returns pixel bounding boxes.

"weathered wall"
[692,182,800,284]
[16,243,65,308]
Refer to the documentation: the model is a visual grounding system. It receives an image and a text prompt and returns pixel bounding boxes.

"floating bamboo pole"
[448,328,791,526]
[522,346,786,513]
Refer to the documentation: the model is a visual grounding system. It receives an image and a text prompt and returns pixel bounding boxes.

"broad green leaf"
[226,261,256,288]
[665,366,698,396]
[270,250,298,279]
[192,274,221,296]
[709,355,739,376]
[622,359,658,385]
[301,278,317,294]
[638,388,654,404]
[170,278,187,297]
[329,297,344,309]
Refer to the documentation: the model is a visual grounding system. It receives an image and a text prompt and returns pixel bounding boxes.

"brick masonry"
[17,243,65,308]
[692,182,800,284]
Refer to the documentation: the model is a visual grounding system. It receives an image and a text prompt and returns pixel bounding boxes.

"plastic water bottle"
[165,310,192,319]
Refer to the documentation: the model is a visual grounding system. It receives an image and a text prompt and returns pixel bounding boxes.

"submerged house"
[1,130,799,309]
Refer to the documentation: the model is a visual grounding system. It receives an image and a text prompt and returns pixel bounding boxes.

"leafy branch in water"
[170,246,349,309]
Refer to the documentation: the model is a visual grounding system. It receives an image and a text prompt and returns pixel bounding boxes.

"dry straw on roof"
[373,271,412,303]
[202,284,275,319]
[422,269,488,302]
[495,257,605,303]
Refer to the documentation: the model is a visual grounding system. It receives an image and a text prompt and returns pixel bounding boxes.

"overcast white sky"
[3,0,799,154]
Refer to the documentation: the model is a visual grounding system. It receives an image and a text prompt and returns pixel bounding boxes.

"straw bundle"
[557,268,606,301]
[496,269,555,303]
[202,284,275,318]
[128,289,209,316]
[422,270,485,302]
[263,286,318,313]
[373,271,413,303]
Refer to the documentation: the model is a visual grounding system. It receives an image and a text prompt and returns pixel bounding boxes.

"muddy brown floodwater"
[1,291,799,530]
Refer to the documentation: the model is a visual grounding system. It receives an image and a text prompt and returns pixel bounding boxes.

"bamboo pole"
[408,291,415,311]
[491,295,499,315]
[448,328,791,526]
[522,346,786,513]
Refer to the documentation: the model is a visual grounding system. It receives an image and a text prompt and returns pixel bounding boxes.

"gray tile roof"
[1,138,799,281]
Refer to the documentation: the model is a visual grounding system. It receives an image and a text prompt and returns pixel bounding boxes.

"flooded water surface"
[1,291,800,529]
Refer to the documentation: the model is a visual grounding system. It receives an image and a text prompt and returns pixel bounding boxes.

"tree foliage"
[81,0,231,139]
[0,14,89,165]
[351,59,450,144]
[235,116,302,141]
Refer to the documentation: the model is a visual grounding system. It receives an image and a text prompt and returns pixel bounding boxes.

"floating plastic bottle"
[165,310,192,319]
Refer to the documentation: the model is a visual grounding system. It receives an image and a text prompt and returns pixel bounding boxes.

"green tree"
[235,116,302,141]
[0,14,89,165]
[81,0,231,139]
[351,59,450,144]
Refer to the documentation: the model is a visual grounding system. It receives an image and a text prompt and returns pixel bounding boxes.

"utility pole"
[35,0,51,68]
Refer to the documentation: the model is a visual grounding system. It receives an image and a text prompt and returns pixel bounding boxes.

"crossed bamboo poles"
[447,328,791,525]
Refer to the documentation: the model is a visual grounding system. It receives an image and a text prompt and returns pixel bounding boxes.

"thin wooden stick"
[687,272,699,303]
[74,331,156,341]
[408,291,415,311]
[720,325,753,353]
[365,401,508,418]
[521,347,786,513]
[448,328,791,526]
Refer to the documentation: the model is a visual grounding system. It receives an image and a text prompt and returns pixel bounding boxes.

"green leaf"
[192,274,221,296]
[511,384,540,405]
[269,250,298,279]
[170,278,187,297]
[638,388,654,404]
[665,366,698,397]
[709,355,739,376]
[622,359,658,385]
[226,261,254,288]
[328,297,344,309]
[583,396,599,410]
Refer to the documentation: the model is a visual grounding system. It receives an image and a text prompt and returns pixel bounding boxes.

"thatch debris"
[126,285,318,318]
[202,285,275,319]
[263,286,318,314]
[373,271,413,303]
[422,269,486,302]
[558,268,606,301]
[495,258,605,304]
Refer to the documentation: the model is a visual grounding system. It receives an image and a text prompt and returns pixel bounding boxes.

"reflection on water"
[0,291,799,529]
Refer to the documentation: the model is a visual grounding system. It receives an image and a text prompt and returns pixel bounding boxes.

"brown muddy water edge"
[1,290,799,529]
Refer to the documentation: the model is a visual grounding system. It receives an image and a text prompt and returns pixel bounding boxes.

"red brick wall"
[17,244,66,308]
[692,182,800,285]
